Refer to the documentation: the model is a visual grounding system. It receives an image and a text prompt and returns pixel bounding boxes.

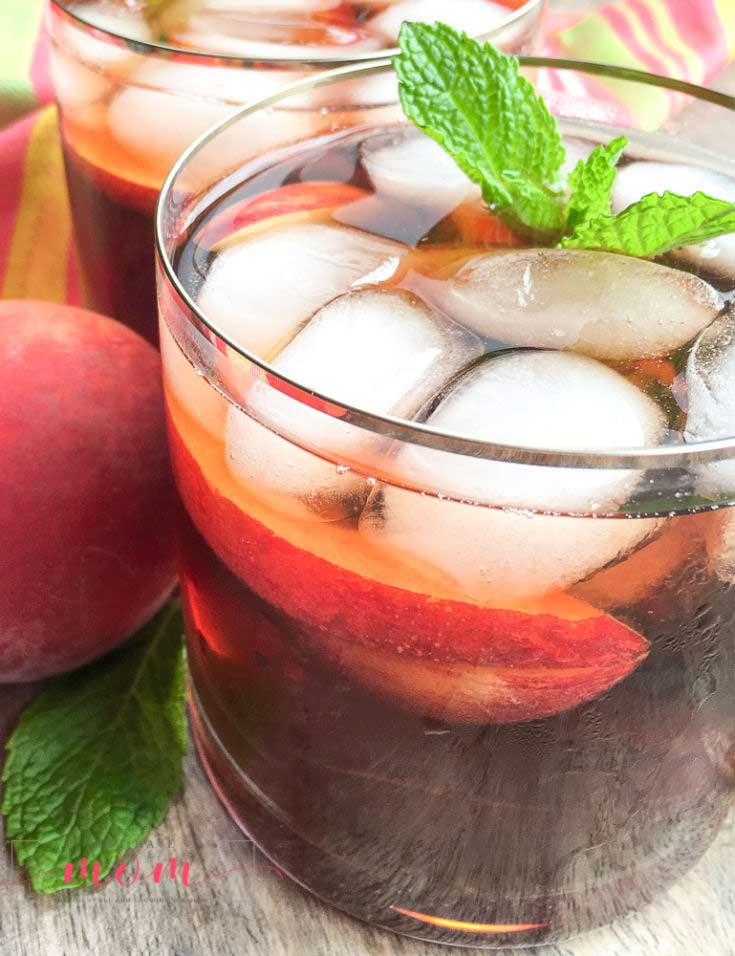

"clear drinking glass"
[156,58,735,948]
[47,0,544,343]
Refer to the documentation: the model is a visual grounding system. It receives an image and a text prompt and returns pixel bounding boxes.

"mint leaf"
[2,601,186,894]
[394,22,567,239]
[563,191,735,257]
[566,136,627,229]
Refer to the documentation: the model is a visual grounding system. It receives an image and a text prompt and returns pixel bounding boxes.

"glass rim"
[49,0,543,67]
[156,56,735,471]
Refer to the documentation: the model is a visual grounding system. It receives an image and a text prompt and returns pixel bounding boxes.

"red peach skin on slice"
[449,199,524,248]
[204,181,370,252]
[170,424,649,724]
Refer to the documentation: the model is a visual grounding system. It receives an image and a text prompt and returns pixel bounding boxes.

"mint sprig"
[394,23,735,257]
[395,22,567,239]
[562,190,735,256]
[2,601,186,894]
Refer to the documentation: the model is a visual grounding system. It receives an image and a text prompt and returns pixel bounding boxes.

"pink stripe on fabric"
[667,0,729,80]
[627,0,690,79]
[600,4,670,75]
[30,21,53,104]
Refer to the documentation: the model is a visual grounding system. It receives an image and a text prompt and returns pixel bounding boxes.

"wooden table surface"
[4,4,735,954]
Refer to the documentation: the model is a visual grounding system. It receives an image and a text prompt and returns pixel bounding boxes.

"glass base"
[190,691,566,950]
[189,683,733,951]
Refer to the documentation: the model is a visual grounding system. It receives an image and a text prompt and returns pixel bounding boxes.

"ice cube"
[197,0,342,10]
[198,223,406,360]
[174,13,382,60]
[342,71,399,108]
[106,59,301,168]
[361,127,480,217]
[50,48,112,113]
[613,161,735,284]
[225,289,482,518]
[65,1,154,69]
[686,308,735,444]
[416,248,723,360]
[685,307,735,498]
[175,35,380,60]
[360,350,665,603]
[369,0,509,44]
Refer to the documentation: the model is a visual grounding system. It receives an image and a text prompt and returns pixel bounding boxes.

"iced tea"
[158,62,735,947]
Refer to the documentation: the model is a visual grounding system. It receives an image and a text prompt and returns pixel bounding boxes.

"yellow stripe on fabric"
[714,0,735,57]
[556,17,671,130]
[616,4,686,79]
[637,0,704,83]
[2,107,73,303]
[0,0,45,129]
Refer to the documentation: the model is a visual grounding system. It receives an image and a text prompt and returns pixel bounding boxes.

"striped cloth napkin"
[1,0,734,307]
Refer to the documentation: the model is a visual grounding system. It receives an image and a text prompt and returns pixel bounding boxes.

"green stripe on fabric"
[0,0,45,130]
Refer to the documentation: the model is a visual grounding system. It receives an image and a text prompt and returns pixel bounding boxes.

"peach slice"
[181,535,304,684]
[64,140,160,215]
[571,518,702,609]
[169,422,649,725]
[206,181,369,253]
[448,199,524,248]
[304,609,648,724]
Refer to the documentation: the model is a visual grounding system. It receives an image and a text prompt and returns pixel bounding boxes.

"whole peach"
[0,301,177,681]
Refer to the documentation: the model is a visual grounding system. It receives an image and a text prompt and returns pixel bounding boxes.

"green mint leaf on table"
[394,21,567,240]
[2,601,186,894]
[566,136,627,229]
[394,22,735,256]
[563,190,735,256]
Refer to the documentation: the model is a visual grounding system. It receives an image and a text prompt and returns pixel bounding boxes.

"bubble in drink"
[416,248,722,360]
